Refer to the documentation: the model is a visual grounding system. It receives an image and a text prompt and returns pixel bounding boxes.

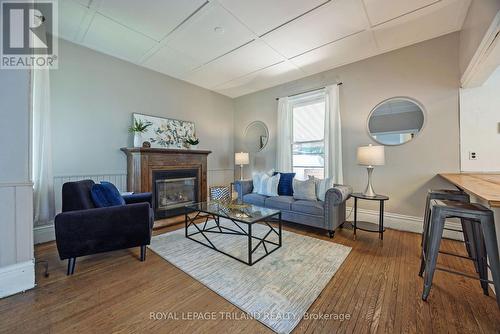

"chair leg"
[422,210,445,301]
[479,217,500,308]
[67,258,76,276]
[140,245,146,262]
[461,219,477,272]
[418,248,426,277]
[418,222,428,277]
[472,221,489,296]
[419,201,433,277]
[421,194,431,247]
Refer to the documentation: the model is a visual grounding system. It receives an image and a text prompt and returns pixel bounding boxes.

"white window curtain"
[32,67,55,225]
[324,84,343,183]
[276,97,292,172]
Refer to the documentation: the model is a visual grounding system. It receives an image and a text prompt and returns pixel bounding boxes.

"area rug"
[149,219,351,334]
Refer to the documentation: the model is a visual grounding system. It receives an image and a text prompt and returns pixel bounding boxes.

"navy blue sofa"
[234,180,351,238]
[54,180,154,275]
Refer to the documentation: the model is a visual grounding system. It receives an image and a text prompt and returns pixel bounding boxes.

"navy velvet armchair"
[54,180,154,275]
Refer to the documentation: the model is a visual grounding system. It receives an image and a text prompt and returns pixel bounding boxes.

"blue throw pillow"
[91,181,125,208]
[273,172,295,196]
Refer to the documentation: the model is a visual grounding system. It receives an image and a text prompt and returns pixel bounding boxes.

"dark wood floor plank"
[438,237,478,334]
[396,231,417,334]
[343,233,389,333]
[325,232,377,332]
[413,232,434,334]
[447,237,495,333]
[354,232,396,333]
[369,229,399,333]
[314,230,379,333]
[375,228,404,334]
[0,222,499,334]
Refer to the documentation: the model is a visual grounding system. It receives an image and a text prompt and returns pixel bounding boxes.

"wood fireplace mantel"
[121,147,212,155]
[121,147,211,217]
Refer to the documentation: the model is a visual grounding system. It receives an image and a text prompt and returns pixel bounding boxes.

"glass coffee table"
[184,202,282,266]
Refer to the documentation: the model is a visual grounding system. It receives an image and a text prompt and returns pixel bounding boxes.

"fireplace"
[121,147,211,221]
[153,169,198,219]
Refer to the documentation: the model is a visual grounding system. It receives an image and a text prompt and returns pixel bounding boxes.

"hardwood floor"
[1,221,499,333]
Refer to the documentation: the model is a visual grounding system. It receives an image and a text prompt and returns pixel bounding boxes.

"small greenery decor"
[128,119,152,133]
[185,136,199,146]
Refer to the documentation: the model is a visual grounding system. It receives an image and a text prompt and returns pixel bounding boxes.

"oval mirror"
[367,97,425,146]
[244,121,269,152]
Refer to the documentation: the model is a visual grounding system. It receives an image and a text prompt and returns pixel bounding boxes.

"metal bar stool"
[419,189,477,275]
[421,199,500,308]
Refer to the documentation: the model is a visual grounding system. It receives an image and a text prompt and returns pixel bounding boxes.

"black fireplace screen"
[153,169,198,219]
[155,177,196,210]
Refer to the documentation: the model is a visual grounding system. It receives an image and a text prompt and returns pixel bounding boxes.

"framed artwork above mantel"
[132,113,195,149]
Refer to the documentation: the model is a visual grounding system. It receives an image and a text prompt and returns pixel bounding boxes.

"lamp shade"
[235,152,249,165]
[357,144,385,166]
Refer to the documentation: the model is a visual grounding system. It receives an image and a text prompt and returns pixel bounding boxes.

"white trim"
[34,223,55,244]
[347,207,464,240]
[0,260,35,299]
[0,181,34,188]
[461,11,500,88]
[53,171,127,178]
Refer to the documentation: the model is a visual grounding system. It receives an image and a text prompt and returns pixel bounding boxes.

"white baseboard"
[34,208,463,243]
[346,207,463,241]
[34,223,55,244]
[0,260,35,299]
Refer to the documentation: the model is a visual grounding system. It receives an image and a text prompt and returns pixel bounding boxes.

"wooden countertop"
[439,173,500,207]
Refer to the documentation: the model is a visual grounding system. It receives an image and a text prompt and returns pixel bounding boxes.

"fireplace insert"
[152,169,198,219]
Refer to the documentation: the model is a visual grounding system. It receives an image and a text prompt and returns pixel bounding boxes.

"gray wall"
[233,33,461,218]
[459,0,500,76]
[50,39,235,189]
[0,69,34,296]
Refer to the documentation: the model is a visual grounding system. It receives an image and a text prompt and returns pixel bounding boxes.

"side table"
[350,192,389,240]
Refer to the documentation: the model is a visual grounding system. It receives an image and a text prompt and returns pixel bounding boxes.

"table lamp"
[357,144,385,197]
[235,152,249,181]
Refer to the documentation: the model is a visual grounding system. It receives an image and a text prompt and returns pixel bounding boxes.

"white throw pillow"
[252,173,262,194]
[258,173,280,197]
[252,169,275,194]
[293,178,317,201]
[312,176,335,201]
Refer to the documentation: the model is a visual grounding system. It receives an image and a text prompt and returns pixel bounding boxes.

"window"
[291,93,326,180]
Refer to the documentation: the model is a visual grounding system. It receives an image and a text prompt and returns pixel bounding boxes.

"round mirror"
[244,121,269,152]
[367,97,425,146]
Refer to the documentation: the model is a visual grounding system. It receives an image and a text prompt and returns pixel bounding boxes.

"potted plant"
[185,136,199,149]
[129,119,152,147]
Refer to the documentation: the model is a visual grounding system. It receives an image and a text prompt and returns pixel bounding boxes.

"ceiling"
[57,0,471,98]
